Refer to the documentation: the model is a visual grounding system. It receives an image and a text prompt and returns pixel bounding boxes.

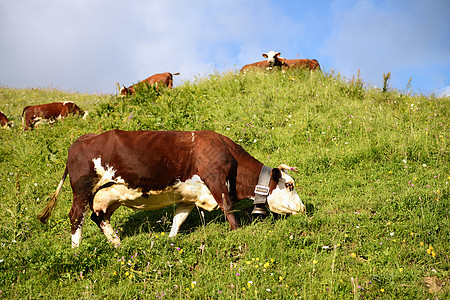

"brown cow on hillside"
[1,110,12,128]
[22,102,86,131]
[262,51,321,71]
[37,129,306,247]
[120,72,180,95]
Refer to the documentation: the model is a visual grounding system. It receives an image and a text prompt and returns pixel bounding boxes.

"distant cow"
[120,72,180,95]
[240,51,286,73]
[1,110,12,128]
[262,51,321,71]
[38,129,306,247]
[22,102,85,131]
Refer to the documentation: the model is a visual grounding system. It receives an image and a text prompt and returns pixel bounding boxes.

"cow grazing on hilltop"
[261,51,321,71]
[38,130,306,248]
[1,110,12,128]
[120,72,180,95]
[22,102,86,131]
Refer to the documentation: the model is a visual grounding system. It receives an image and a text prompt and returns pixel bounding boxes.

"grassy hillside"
[0,70,448,299]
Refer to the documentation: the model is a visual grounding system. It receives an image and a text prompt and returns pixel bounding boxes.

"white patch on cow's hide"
[62,101,73,105]
[191,132,195,142]
[92,157,125,192]
[71,205,88,248]
[72,226,83,248]
[91,173,218,217]
[32,117,45,128]
[267,171,306,215]
[180,175,219,211]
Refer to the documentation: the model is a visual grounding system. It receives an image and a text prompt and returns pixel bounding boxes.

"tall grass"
[0,69,448,299]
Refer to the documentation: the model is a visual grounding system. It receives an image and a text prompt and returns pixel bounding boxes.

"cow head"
[120,86,129,95]
[266,164,306,215]
[262,51,281,68]
[120,86,135,96]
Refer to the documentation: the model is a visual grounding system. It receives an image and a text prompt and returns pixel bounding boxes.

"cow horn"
[278,164,298,172]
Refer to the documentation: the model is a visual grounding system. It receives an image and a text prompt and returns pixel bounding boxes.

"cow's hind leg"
[169,203,195,237]
[91,203,121,247]
[69,196,90,248]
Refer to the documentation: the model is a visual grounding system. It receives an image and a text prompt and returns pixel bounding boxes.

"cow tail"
[37,164,69,223]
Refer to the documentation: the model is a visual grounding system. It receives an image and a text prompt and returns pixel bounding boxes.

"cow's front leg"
[222,192,239,230]
[205,175,240,230]
[169,203,195,237]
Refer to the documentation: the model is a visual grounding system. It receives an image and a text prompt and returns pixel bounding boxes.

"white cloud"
[439,86,450,97]
[321,0,450,89]
[0,0,303,93]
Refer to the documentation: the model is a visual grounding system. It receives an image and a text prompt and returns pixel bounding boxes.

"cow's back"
[67,130,235,192]
[240,61,271,72]
[143,72,173,88]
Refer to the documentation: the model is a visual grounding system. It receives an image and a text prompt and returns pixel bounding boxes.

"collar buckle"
[254,185,270,196]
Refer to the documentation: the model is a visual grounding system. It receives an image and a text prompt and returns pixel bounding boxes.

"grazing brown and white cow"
[120,72,180,95]
[1,110,12,128]
[38,130,305,248]
[22,101,85,131]
[261,51,321,71]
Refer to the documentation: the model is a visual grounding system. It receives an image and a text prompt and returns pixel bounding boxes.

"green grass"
[0,69,448,299]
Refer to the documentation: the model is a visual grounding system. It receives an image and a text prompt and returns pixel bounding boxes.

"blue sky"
[1,0,449,96]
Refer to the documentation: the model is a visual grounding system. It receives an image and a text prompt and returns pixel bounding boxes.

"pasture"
[0,69,448,299]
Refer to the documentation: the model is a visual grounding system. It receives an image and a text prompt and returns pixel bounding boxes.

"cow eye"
[285,182,294,191]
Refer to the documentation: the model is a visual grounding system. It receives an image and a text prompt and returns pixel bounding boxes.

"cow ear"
[262,53,268,58]
[271,168,282,183]
[276,52,281,57]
